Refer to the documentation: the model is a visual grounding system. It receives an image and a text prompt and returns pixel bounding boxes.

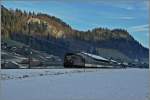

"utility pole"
[28,22,31,69]
[3,53,6,69]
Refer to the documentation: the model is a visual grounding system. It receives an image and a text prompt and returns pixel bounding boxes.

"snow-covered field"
[0,68,149,100]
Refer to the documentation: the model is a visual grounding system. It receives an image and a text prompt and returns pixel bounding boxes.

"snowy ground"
[0,68,149,100]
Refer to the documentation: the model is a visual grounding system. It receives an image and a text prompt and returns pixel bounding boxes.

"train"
[64,52,123,68]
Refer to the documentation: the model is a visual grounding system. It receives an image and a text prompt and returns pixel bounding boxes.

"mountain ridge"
[1,5,149,63]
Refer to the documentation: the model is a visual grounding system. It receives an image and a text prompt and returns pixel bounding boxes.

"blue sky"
[1,0,149,48]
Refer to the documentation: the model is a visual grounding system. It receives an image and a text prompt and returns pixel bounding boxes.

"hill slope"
[1,5,149,63]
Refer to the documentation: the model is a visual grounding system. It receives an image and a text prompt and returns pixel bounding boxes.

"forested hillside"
[1,5,149,63]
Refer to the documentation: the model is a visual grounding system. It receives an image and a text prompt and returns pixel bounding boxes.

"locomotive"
[64,52,119,68]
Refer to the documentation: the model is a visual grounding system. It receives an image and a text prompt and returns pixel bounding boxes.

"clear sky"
[1,0,149,48]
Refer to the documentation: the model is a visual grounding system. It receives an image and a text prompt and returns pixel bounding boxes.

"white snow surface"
[0,68,149,100]
[81,52,109,61]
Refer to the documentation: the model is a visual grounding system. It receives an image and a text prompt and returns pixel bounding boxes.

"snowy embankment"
[0,68,149,100]
[1,69,97,80]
